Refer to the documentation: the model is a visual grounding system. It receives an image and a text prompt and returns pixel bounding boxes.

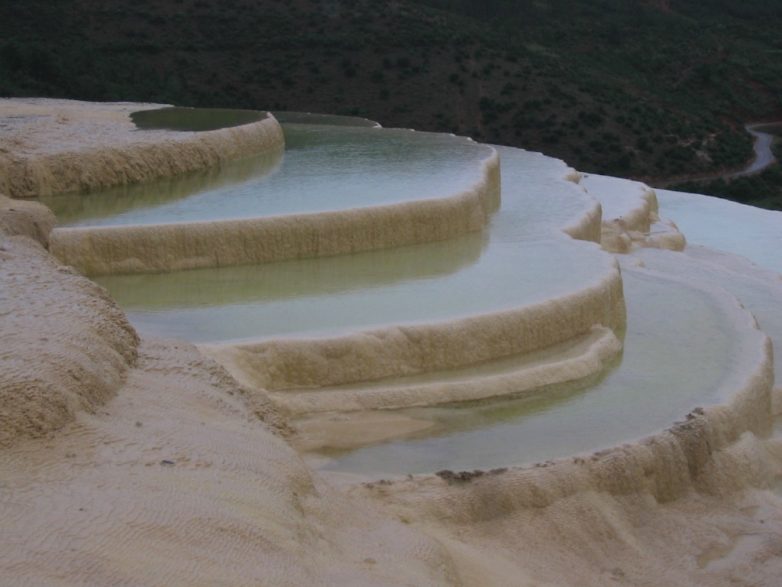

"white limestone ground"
[1,99,781,586]
[0,98,285,199]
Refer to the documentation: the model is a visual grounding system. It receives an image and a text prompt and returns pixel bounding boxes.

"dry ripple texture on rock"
[0,235,138,448]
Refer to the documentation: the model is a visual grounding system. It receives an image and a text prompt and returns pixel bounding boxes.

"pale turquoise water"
[636,250,782,346]
[94,145,606,343]
[489,146,592,241]
[40,149,284,225]
[50,124,493,227]
[656,189,782,274]
[97,237,610,343]
[647,191,782,406]
[321,269,748,475]
[635,244,782,389]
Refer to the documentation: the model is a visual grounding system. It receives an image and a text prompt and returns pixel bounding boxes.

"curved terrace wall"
[0,105,284,199]
[561,195,603,243]
[355,283,774,514]
[202,259,624,394]
[50,149,500,275]
[581,174,686,253]
[269,326,622,414]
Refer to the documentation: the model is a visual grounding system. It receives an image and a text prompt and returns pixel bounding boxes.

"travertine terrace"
[1,99,781,586]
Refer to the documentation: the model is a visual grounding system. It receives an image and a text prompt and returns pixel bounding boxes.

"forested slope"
[1,0,780,198]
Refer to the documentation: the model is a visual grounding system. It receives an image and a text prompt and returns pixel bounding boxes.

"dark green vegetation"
[2,0,781,205]
[673,128,782,210]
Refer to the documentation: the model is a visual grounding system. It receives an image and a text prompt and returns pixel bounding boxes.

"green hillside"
[2,0,780,205]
